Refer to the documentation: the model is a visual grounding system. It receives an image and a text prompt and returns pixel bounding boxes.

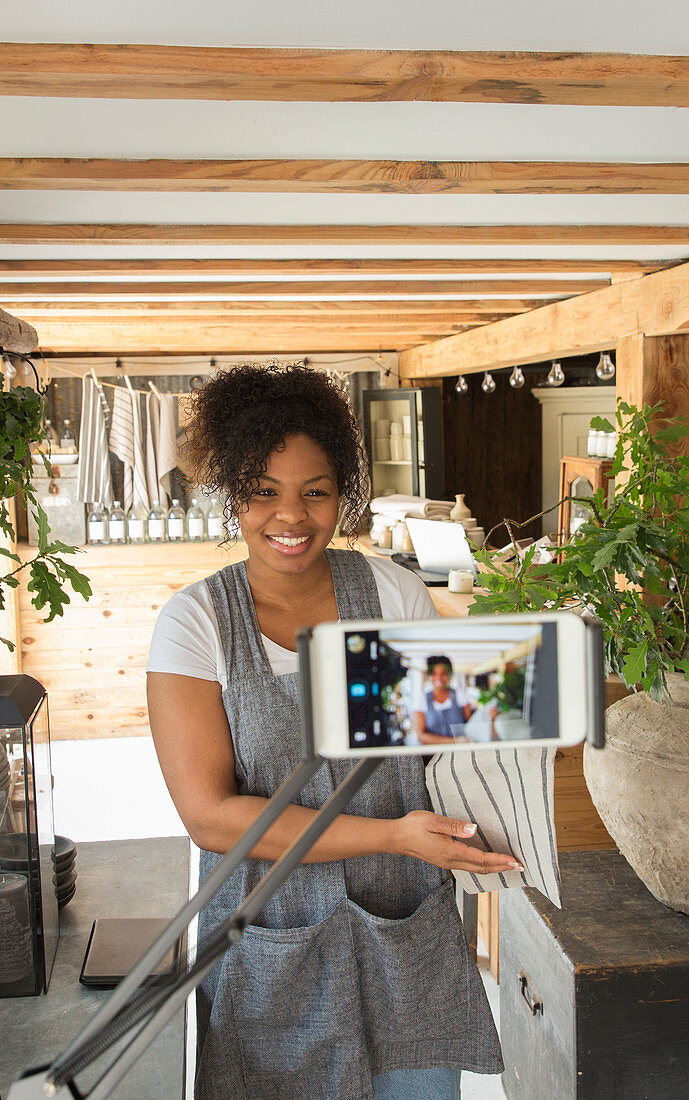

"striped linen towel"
[426,746,562,907]
[109,384,149,512]
[156,393,178,504]
[145,390,178,507]
[76,373,113,506]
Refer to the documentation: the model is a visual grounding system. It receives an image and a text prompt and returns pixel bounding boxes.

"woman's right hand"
[394,810,523,875]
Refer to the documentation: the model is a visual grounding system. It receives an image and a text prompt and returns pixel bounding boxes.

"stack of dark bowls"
[53,835,78,909]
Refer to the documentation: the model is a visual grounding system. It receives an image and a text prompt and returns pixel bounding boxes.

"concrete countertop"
[1,836,190,1100]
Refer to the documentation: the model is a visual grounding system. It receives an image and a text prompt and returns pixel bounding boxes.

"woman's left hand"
[393,810,523,875]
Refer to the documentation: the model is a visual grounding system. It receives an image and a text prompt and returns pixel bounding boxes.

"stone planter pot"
[583,674,689,914]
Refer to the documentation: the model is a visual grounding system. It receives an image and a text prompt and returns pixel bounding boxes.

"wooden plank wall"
[17,541,243,739]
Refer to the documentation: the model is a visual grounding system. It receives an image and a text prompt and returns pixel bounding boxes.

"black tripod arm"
[9,757,382,1100]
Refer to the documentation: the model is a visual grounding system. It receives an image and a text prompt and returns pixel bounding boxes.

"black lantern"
[0,676,59,996]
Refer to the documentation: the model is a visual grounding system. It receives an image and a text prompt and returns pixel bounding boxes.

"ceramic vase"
[583,673,689,914]
[450,494,471,523]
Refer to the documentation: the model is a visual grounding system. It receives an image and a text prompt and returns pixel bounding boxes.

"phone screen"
[344,621,559,750]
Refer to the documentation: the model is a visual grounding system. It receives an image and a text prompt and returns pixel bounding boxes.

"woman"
[414,656,474,745]
[147,365,515,1100]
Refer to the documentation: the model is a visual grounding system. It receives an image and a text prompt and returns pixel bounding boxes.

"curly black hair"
[183,363,370,538]
[426,655,453,677]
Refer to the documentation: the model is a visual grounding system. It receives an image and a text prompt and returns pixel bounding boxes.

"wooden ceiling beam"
[2,159,688,194]
[398,261,689,378]
[32,319,441,353]
[1,45,687,107]
[0,307,38,354]
[0,278,601,299]
[0,258,664,277]
[6,299,534,316]
[1,223,687,246]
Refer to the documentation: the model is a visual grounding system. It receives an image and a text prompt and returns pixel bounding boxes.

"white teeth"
[269,535,310,546]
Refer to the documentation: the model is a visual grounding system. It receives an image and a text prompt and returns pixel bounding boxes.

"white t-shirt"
[147,556,439,688]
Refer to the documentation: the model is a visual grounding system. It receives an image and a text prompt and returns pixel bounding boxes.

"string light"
[595,351,616,381]
[546,360,565,387]
[509,366,525,389]
[481,372,496,394]
[455,375,468,395]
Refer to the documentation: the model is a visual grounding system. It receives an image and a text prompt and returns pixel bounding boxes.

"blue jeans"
[372,1067,462,1099]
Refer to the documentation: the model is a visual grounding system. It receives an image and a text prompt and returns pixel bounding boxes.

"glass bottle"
[186,497,205,541]
[87,502,108,544]
[167,499,186,542]
[44,419,59,447]
[147,501,167,543]
[206,496,225,542]
[107,500,127,544]
[126,502,147,544]
[59,419,77,453]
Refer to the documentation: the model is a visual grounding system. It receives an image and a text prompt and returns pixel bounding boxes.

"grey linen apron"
[196,549,502,1100]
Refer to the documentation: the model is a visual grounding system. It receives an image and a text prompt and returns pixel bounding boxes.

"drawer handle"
[519,970,543,1016]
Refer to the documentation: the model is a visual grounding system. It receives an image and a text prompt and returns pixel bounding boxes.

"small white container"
[375,437,391,462]
[390,436,404,462]
[389,422,403,436]
[402,414,411,434]
[378,523,393,549]
[448,569,474,593]
[606,432,617,458]
[402,435,412,461]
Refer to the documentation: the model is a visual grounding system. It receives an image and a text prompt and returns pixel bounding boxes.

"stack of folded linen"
[369,495,454,522]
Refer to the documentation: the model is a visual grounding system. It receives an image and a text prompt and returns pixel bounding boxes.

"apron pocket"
[347,878,472,1045]
[227,899,366,1089]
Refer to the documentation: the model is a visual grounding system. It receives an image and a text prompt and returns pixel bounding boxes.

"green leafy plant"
[470,401,689,703]
[1,383,91,650]
[478,666,527,713]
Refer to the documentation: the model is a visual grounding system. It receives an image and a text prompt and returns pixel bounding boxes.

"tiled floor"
[51,737,505,1099]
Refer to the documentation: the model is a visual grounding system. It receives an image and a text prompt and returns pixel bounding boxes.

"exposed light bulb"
[2,355,17,381]
[481,372,496,394]
[455,374,468,395]
[595,351,616,381]
[509,366,525,389]
[546,360,565,387]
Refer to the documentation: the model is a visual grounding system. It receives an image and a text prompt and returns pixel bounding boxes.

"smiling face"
[429,663,451,691]
[239,433,340,579]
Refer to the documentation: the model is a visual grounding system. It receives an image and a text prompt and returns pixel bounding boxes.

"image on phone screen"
[344,622,559,750]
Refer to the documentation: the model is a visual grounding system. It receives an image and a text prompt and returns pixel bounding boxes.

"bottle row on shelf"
[38,418,78,454]
[86,497,232,545]
[587,429,617,459]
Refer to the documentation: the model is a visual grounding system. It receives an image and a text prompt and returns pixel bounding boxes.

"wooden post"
[616,333,689,454]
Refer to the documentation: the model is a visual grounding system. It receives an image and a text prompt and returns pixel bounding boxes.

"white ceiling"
[3,0,689,51]
[2,2,688,353]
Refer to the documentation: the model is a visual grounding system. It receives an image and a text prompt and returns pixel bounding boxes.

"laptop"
[405,518,477,577]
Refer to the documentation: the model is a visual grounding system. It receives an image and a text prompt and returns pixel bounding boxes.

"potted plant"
[468,400,689,912]
[1,378,91,652]
[478,665,529,739]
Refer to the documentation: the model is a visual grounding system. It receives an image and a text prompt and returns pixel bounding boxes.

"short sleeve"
[367,556,440,622]
[147,583,224,684]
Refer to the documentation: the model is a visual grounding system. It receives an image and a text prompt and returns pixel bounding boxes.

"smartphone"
[299,612,604,758]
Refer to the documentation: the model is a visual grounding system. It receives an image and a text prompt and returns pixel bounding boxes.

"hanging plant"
[469,401,689,703]
[1,380,91,650]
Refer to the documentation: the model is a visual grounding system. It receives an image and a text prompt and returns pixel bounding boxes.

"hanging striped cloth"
[76,373,114,506]
[109,382,149,512]
[426,746,562,907]
[129,384,150,512]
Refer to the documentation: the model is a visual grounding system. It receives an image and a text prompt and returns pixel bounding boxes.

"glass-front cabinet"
[363,388,443,500]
